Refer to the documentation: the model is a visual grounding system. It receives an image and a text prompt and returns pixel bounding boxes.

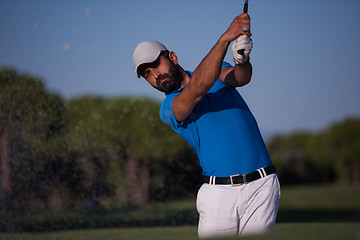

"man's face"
[140,54,183,93]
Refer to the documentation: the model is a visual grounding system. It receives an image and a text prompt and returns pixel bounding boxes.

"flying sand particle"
[63,43,70,51]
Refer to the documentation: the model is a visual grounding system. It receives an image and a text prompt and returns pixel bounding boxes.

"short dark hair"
[159,50,170,59]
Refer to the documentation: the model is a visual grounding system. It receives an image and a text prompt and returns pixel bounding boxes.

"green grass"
[0,184,359,240]
[276,184,360,223]
[279,184,360,209]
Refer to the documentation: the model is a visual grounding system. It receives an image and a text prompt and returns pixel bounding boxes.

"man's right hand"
[221,13,251,44]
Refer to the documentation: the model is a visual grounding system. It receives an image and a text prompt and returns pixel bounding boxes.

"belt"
[203,165,276,186]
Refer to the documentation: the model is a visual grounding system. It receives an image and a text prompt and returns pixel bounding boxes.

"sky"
[1,0,360,138]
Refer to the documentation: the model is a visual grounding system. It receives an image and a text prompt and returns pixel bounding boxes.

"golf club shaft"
[237,0,249,55]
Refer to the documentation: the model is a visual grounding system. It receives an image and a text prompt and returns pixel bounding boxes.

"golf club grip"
[243,3,248,13]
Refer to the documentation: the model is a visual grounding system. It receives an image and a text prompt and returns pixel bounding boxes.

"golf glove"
[231,35,253,64]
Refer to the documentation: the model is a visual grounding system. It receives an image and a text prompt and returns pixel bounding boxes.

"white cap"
[133,41,168,78]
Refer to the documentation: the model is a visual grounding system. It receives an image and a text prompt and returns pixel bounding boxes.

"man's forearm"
[188,36,230,95]
[222,61,252,87]
[234,61,252,85]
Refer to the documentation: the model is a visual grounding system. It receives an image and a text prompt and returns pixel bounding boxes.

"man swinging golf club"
[132,9,280,238]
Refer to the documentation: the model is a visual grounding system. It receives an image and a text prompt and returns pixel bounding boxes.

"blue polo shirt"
[159,62,272,177]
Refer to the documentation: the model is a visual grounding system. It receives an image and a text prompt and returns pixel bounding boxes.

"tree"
[309,117,360,183]
[0,68,66,209]
[65,97,190,207]
[267,132,316,184]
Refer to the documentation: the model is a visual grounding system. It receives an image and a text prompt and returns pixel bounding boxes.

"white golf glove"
[231,35,253,64]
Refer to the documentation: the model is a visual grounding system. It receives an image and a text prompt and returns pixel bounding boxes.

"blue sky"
[1,0,360,137]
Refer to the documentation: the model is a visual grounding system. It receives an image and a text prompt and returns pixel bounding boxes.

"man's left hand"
[231,35,253,65]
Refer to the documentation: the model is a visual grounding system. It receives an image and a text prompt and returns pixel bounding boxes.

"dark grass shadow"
[0,207,359,232]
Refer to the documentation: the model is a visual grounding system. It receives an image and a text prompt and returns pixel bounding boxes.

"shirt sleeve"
[222,61,232,68]
[159,92,184,133]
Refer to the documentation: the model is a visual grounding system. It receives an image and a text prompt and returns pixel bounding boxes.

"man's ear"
[168,51,178,65]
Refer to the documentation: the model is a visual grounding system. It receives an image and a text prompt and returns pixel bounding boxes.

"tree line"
[0,68,359,211]
[268,117,360,185]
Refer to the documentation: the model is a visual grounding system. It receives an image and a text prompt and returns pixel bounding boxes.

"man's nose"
[152,69,161,79]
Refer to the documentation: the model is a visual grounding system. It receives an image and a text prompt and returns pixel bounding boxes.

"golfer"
[132,12,280,238]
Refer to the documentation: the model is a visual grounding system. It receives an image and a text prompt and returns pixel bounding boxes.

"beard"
[154,62,183,93]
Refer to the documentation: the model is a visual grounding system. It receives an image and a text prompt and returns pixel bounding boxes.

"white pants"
[196,174,280,238]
